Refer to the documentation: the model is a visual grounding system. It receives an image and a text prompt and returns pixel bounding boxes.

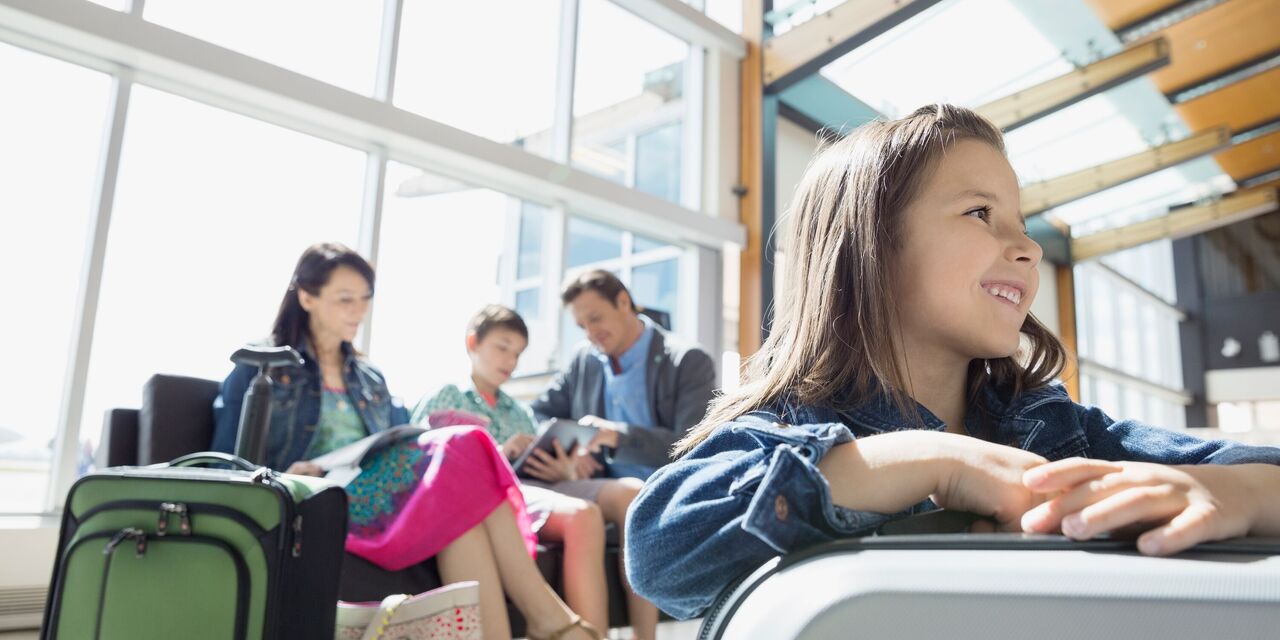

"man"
[531,269,717,479]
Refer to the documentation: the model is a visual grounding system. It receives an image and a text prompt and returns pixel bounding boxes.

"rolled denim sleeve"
[1079,405,1280,465]
[624,416,900,620]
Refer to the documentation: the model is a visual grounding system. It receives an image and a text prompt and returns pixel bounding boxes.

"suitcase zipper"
[76,499,269,541]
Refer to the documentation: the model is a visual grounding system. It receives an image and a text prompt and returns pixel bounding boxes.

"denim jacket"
[624,382,1280,620]
[211,342,409,470]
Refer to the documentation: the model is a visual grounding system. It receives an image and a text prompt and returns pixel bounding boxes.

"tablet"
[511,419,599,479]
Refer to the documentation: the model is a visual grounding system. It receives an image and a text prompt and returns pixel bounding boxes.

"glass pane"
[704,0,744,33]
[395,0,559,155]
[572,0,688,202]
[0,44,111,513]
[517,203,547,279]
[144,0,382,95]
[632,259,679,331]
[633,234,670,254]
[371,162,516,400]
[635,122,683,202]
[515,288,541,322]
[79,86,366,459]
[567,217,622,267]
[1118,290,1141,377]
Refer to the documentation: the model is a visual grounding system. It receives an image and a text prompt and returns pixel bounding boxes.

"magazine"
[309,424,427,487]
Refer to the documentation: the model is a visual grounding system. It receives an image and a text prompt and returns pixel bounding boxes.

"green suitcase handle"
[169,452,260,472]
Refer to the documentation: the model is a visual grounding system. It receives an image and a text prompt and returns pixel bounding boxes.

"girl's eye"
[965,206,992,222]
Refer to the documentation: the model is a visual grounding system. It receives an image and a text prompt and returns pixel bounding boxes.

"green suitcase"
[41,453,347,640]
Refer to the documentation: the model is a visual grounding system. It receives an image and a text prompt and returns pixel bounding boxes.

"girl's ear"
[297,289,315,312]
[465,332,479,353]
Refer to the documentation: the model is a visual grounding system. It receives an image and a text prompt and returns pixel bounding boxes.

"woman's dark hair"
[270,242,375,350]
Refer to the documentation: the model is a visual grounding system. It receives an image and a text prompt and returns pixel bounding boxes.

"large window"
[394,0,560,156]
[572,0,690,204]
[369,162,519,406]
[143,0,384,95]
[78,85,366,454]
[558,218,682,365]
[1075,245,1187,430]
[1,0,736,515]
[0,44,111,513]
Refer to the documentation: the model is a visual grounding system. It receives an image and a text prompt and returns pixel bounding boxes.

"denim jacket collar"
[765,381,1076,453]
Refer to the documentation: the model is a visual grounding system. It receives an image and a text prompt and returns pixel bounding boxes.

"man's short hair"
[470,304,529,342]
[560,269,637,311]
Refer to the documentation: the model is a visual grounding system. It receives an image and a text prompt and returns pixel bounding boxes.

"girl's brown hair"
[674,104,1068,456]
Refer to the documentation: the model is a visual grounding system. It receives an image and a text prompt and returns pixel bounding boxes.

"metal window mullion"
[543,206,569,370]
[355,154,386,355]
[46,76,133,512]
[356,0,404,356]
[552,0,581,164]
[374,0,404,104]
[681,42,705,212]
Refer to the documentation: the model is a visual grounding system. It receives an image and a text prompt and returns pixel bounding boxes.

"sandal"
[532,614,603,640]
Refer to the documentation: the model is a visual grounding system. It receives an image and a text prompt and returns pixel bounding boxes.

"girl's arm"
[819,430,1049,528]
[625,418,1047,619]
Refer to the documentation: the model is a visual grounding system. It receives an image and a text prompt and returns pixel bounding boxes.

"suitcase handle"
[169,452,260,472]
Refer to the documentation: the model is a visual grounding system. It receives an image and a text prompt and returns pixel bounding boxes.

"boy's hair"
[470,304,529,342]
[560,269,638,312]
[675,104,1069,456]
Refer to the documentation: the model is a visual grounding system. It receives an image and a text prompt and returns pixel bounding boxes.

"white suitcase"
[699,512,1280,640]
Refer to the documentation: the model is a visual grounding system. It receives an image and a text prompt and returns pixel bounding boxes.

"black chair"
[102,373,634,635]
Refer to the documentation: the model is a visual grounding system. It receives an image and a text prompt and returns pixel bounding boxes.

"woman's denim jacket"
[624,382,1280,620]
[211,341,409,470]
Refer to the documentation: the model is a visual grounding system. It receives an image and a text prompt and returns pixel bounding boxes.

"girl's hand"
[501,433,535,460]
[285,461,324,477]
[521,441,578,482]
[930,433,1051,531]
[1020,459,1273,556]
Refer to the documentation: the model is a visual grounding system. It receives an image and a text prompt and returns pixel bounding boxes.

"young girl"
[213,244,598,640]
[413,305,658,640]
[623,105,1280,620]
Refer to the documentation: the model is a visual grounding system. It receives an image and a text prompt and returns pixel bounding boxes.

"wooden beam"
[1056,265,1081,402]
[762,0,941,92]
[1021,126,1232,216]
[976,38,1170,131]
[1144,0,1280,95]
[739,0,765,360]
[1072,187,1280,261]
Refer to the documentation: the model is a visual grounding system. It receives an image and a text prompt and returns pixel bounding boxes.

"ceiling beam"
[976,38,1171,132]
[1071,187,1279,261]
[762,0,941,93]
[1021,126,1233,216]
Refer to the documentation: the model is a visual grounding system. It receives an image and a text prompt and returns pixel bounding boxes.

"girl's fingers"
[1058,485,1182,540]
[1137,503,1215,557]
[1022,474,1130,533]
[1023,458,1124,492]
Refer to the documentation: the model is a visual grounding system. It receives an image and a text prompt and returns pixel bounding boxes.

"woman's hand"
[501,433,535,461]
[285,461,324,477]
[1020,459,1279,555]
[521,441,579,483]
[573,448,603,479]
[928,433,1052,531]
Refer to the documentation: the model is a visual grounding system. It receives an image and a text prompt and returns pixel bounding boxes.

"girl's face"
[298,265,372,345]
[468,328,528,389]
[893,139,1042,362]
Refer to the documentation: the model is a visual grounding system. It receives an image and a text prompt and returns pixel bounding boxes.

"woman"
[212,242,597,640]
